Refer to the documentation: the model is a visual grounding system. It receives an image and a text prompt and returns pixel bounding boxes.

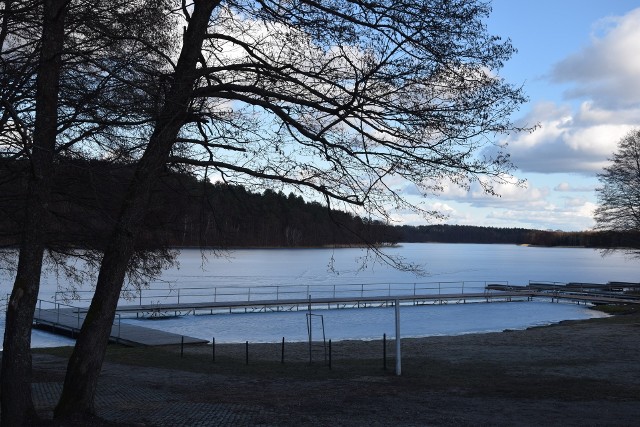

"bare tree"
[594,129,640,255]
[1,1,68,424]
[54,0,529,420]
[1,1,175,424]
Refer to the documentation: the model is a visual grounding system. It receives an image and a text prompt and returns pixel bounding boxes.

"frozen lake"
[1,243,637,347]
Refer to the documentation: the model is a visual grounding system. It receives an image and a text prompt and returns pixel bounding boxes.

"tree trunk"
[54,0,218,418]
[1,1,67,425]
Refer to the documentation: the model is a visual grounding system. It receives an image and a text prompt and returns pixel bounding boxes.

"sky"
[397,0,640,231]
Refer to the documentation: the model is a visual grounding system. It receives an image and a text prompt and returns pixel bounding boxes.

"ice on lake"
[1,243,635,348]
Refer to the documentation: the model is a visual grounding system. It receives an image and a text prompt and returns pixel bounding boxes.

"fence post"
[212,337,215,362]
[383,333,387,371]
[181,336,184,358]
[281,337,285,364]
[245,341,249,365]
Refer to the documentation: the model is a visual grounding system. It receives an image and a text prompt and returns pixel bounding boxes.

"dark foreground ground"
[12,307,640,426]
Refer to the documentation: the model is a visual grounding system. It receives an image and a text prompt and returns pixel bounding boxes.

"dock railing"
[34,298,121,342]
[50,280,509,308]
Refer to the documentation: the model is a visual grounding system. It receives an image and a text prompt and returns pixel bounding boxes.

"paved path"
[31,354,272,426]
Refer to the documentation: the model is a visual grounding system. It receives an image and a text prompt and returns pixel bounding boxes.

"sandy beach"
[23,308,640,426]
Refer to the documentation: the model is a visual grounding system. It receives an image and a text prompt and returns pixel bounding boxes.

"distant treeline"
[2,159,638,249]
[0,158,396,249]
[395,224,640,248]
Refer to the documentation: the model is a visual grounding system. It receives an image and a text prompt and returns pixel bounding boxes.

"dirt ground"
[25,308,640,426]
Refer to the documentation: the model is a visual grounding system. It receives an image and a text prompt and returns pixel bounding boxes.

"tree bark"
[1,1,67,425]
[53,0,219,418]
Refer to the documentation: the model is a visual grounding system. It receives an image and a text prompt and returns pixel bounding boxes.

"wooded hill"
[2,159,637,249]
[397,224,640,248]
[0,159,396,250]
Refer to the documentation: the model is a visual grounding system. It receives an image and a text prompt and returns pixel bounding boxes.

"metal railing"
[51,280,509,307]
[34,298,121,341]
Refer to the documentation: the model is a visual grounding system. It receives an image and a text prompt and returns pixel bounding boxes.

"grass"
[36,344,390,380]
[589,303,640,316]
[33,310,640,397]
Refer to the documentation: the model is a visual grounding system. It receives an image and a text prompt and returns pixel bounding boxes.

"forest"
[0,159,397,249]
[2,159,637,250]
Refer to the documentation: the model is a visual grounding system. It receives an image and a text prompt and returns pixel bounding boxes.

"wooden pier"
[32,282,640,347]
[33,307,208,346]
[113,290,533,317]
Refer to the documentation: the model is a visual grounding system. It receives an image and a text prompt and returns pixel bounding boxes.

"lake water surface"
[2,243,638,347]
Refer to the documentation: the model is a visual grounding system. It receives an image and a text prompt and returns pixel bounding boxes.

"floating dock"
[33,307,208,346]
[32,282,640,346]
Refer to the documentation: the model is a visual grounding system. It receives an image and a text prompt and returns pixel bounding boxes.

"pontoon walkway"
[33,307,208,346]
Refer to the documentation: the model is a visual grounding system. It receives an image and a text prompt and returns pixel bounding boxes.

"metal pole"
[281,337,285,364]
[181,336,184,358]
[395,299,401,376]
[245,341,249,365]
[212,337,215,362]
[383,333,387,371]
[307,297,312,364]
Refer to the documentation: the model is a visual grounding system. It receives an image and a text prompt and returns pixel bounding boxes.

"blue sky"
[397,0,640,231]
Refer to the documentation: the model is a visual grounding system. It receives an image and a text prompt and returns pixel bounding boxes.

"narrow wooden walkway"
[33,288,640,346]
[33,307,208,347]
[113,291,532,317]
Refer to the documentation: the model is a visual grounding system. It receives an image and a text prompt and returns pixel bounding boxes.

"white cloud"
[550,8,640,109]
[554,182,595,192]
[500,8,640,176]
[485,198,596,231]
[503,102,634,174]
[391,175,597,230]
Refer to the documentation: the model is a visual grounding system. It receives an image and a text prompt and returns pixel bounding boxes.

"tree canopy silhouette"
[594,129,640,255]
[3,0,530,422]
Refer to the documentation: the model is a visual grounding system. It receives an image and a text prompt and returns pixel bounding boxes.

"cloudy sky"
[400,0,640,231]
